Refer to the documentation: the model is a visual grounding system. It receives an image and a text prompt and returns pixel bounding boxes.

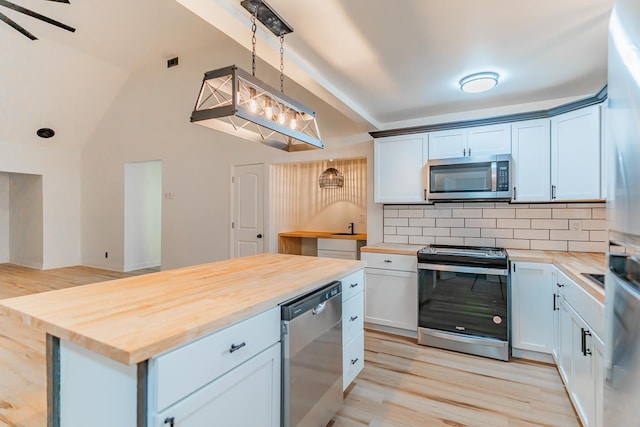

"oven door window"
[430,162,493,193]
[418,269,507,340]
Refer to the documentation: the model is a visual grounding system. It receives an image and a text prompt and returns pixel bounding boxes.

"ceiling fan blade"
[0,0,75,33]
[0,10,37,39]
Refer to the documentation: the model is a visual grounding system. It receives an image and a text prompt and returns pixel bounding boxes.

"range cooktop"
[417,244,508,269]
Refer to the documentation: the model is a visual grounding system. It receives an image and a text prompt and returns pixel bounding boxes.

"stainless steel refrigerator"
[604,0,640,425]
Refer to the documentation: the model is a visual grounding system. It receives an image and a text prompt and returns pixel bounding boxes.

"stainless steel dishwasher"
[281,281,343,427]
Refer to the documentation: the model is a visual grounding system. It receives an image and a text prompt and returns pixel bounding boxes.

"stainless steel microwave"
[426,154,512,200]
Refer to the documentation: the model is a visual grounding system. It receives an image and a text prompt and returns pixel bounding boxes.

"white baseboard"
[82,261,125,272]
[10,259,43,269]
[511,348,555,364]
[364,322,418,339]
[123,260,160,272]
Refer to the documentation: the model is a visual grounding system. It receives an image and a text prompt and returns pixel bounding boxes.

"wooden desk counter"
[0,254,364,365]
[278,231,367,255]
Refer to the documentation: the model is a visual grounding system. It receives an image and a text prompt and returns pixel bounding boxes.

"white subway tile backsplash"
[552,208,592,219]
[483,209,516,219]
[384,235,409,244]
[383,227,397,235]
[481,228,514,239]
[465,218,497,228]
[465,237,496,247]
[531,219,568,230]
[452,209,483,218]
[496,239,530,249]
[423,228,450,237]
[515,209,552,219]
[582,220,607,230]
[496,219,531,229]
[399,209,424,218]
[409,235,435,245]
[568,241,608,252]
[397,227,423,236]
[409,218,436,227]
[530,240,568,251]
[451,228,481,238]
[424,209,453,218]
[385,218,409,227]
[436,218,465,228]
[382,202,609,253]
[550,230,590,241]
[514,229,550,240]
[435,237,465,245]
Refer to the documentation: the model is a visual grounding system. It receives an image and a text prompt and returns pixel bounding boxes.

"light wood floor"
[0,265,579,427]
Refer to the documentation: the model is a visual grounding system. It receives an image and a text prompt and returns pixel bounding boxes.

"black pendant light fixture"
[190,0,323,152]
[0,0,75,40]
[319,167,344,189]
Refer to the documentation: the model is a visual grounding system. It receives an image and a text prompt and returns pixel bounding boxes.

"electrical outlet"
[164,192,174,199]
[358,214,365,224]
[570,220,582,231]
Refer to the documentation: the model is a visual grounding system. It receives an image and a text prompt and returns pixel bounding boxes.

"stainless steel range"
[417,244,510,361]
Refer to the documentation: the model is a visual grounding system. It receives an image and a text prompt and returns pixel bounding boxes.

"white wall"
[124,161,162,271]
[0,144,81,269]
[82,37,370,271]
[0,173,9,263]
[9,173,43,268]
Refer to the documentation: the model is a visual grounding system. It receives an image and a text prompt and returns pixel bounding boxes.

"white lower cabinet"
[361,252,417,334]
[154,343,281,427]
[341,269,365,390]
[511,262,553,354]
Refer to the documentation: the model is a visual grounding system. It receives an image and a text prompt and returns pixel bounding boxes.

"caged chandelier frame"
[190,0,323,152]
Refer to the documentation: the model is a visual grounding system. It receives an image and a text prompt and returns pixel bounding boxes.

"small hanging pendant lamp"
[319,167,344,189]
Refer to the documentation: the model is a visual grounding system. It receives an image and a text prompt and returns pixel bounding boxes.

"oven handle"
[420,328,507,347]
[418,263,508,276]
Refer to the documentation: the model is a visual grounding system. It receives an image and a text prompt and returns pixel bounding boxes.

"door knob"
[257,234,263,239]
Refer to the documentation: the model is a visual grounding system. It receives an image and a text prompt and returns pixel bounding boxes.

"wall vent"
[167,57,179,68]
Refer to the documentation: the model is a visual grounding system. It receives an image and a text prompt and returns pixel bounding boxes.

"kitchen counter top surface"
[361,243,423,255]
[0,254,364,365]
[278,230,367,240]
[507,250,606,304]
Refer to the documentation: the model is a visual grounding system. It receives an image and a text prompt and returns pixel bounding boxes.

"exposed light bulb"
[249,88,257,113]
[289,117,297,130]
[278,112,286,125]
[265,99,273,119]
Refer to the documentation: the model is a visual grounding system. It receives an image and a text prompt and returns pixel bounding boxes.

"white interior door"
[232,163,264,258]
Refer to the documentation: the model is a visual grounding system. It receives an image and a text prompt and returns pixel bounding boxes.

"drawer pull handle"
[350,283,359,288]
[164,417,175,427]
[229,342,246,353]
[351,358,359,365]
[384,259,392,263]
[350,315,358,322]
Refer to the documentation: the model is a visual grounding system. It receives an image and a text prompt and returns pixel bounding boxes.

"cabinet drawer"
[317,249,357,260]
[343,291,364,344]
[318,238,358,251]
[361,252,417,271]
[343,330,364,391]
[341,269,364,301]
[151,306,280,412]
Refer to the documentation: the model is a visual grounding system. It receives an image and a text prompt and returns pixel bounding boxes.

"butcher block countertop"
[0,254,364,365]
[507,250,606,304]
[278,231,367,240]
[361,243,422,255]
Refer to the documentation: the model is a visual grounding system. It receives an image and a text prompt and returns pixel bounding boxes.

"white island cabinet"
[0,254,365,427]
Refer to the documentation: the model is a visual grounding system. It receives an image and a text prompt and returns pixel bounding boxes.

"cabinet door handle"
[468,148,471,156]
[384,259,392,263]
[350,283,359,288]
[350,315,358,322]
[229,342,246,353]
[551,185,557,200]
[463,148,466,156]
[424,188,427,201]
[553,293,557,311]
[164,417,175,427]
[351,358,359,365]
[581,328,592,356]
[513,187,516,201]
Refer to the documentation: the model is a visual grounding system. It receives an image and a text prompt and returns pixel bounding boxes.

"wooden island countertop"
[0,254,364,365]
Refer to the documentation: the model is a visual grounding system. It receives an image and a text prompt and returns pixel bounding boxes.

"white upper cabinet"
[551,105,602,201]
[467,124,512,157]
[374,134,428,203]
[511,119,551,202]
[427,129,467,159]
[428,124,511,160]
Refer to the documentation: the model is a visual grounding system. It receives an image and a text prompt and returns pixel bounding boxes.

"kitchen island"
[0,253,365,427]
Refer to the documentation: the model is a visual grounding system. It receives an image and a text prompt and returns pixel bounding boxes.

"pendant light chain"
[280,34,285,93]
[251,10,257,77]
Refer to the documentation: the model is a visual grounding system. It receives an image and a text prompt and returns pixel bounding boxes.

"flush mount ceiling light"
[0,0,75,40]
[318,167,344,189]
[190,0,323,152]
[459,72,500,93]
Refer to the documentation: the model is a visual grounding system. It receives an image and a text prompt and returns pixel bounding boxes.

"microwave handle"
[513,186,516,201]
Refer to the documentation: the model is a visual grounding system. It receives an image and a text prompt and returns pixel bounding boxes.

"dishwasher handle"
[312,301,327,315]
